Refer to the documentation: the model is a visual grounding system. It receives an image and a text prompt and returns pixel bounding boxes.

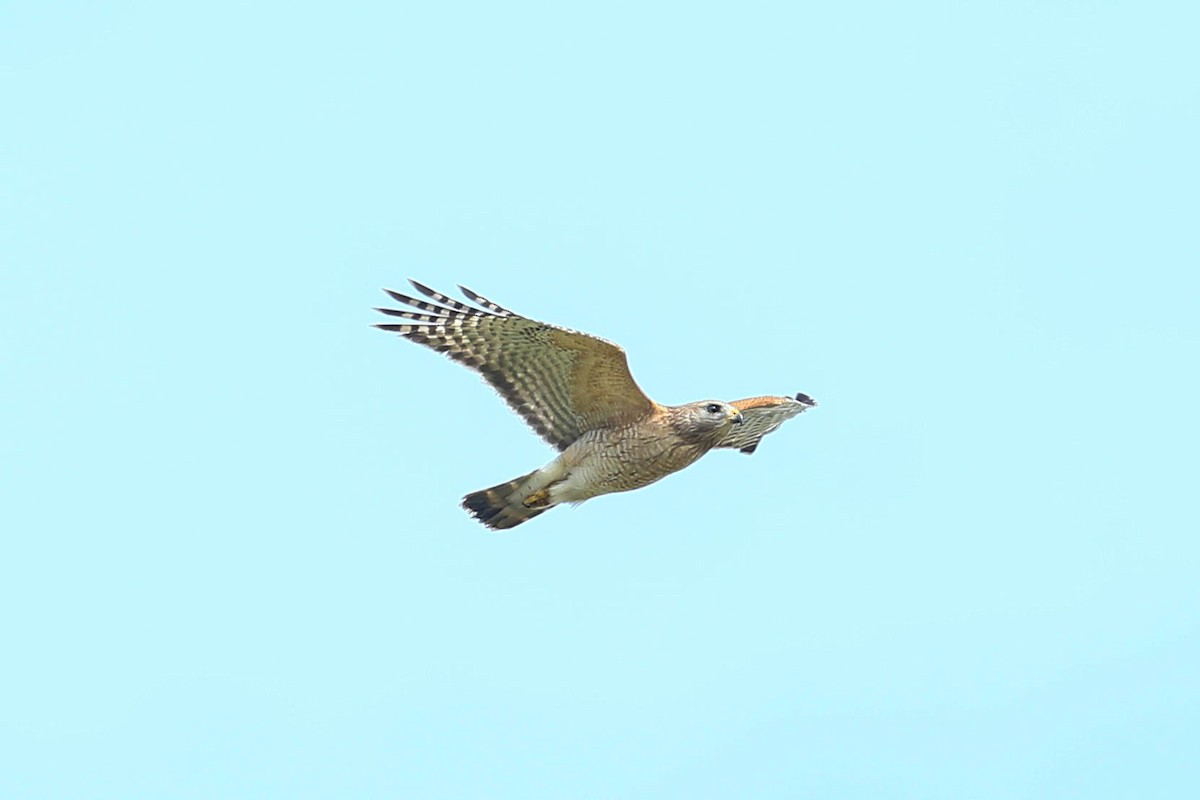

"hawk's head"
[670,400,744,445]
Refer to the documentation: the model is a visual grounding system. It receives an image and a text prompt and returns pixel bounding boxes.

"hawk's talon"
[523,488,551,509]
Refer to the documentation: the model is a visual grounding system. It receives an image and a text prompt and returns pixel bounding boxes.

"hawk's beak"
[730,411,744,425]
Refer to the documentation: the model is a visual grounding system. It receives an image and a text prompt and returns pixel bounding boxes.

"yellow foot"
[523,488,551,508]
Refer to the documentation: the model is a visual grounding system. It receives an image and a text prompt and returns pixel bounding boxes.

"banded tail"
[462,471,552,530]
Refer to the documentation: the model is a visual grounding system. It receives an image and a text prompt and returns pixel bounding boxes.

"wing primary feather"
[458,285,515,316]
[382,289,463,315]
[373,308,451,323]
[407,280,490,315]
[374,323,438,333]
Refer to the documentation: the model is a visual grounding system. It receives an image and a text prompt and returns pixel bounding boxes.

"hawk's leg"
[522,487,553,509]
[524,473,572,509]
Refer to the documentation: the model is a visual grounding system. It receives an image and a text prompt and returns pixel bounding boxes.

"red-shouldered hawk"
[375,281,817,529]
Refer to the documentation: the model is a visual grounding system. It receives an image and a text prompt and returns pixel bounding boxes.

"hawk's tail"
[462,471,551,530]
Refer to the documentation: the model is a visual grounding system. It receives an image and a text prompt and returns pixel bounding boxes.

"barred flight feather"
[458,285,516,316]
[372,308,454,324]
[380,290,458,317]
[407,279,495,315]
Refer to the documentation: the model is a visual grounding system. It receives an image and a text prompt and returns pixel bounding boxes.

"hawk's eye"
[706,403,722,414]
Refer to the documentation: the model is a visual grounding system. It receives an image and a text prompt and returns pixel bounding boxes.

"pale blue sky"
[3,1,1198,797]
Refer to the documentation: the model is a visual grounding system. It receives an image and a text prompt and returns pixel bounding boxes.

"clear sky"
[3,1,1198,797]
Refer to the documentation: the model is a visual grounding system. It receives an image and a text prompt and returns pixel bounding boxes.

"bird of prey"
[375,281,817,529]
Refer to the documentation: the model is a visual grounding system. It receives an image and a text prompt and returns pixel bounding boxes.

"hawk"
[375,281,817,529]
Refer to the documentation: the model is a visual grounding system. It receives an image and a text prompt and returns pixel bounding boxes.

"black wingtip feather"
[383,288,415,304]
[407,278,439,299]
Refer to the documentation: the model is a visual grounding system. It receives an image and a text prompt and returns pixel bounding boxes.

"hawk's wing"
[375,281,659,451]
[717,393,817,454]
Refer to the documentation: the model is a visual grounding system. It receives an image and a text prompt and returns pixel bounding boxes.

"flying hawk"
[376,281,817,529]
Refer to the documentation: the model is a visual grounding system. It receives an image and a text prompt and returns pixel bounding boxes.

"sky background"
[2,1,1198,797]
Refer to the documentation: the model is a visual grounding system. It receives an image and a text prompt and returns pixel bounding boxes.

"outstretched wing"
[717,393,817,454]
[375,280,659,451]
